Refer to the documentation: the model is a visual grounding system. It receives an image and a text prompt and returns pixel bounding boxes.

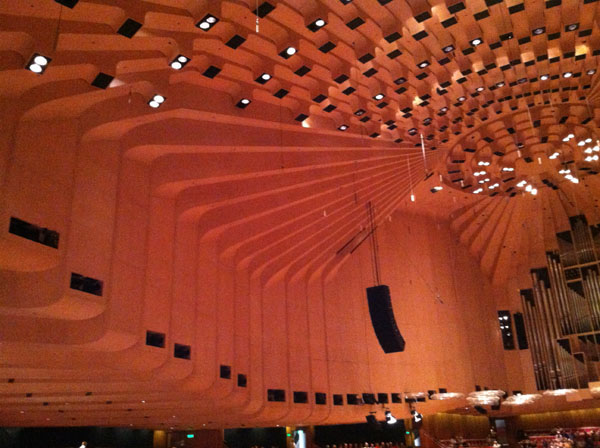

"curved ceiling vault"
[0,0,599,430]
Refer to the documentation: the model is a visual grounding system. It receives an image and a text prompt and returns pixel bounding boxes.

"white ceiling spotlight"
[170,55,190,70]
[148,94,165,109]
[27,53,51,74]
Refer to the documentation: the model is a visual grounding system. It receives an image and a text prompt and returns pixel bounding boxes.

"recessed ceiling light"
[354,109,365,116]
[496,81,505,87]
[458,96,466,102]
[339,0,352,4]
[27,53,51,74]
[196,14,219,31]
[540,74,549,80]
[443,45,455,53]
[532,27,545,35]
[470,38,483,46]
[286,46,296,55]
[563,72,572,78]
[587,69,596,75]
[476,86,485,92]
[149,94,165,108]
[373,93,385,100]
[170,55,189,70]
[566,23,579,31]
[417,60,430,68]
[256,72,272,84]
[236,98,251,108]
[338,125,348,131]
[440,107,448,112]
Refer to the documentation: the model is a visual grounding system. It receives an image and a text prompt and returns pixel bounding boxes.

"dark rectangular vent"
[413,30,428,40]
[91,72,114,89]
[295,65,311,76]
[385,32,402,43]
[377,393,389,403]
[9,217,59,248]
[362,393,376,404]
[358,53,374,63]
[146,330,165,348]
[508,3,525,13]
[346,394,360,405]
[117,19,142,38]
[255,2,275,17]
[237,374,247,387]
[174,343,191,360]
[220,365,232,379]
[267,389,286,402]
[203,66,221,78]
[315,392,326,405]
[442,17,458,28]
[346,17,365,29]
[448,2,466,13]
[226,35,246,49]
[363,68,377,77]
[70,273,103,296]
[274,89,289,98]
[333,394,343,405]
[293,391,308,403]
[319,41,336,53]
[391,393,402,403]
[334,74,349,83]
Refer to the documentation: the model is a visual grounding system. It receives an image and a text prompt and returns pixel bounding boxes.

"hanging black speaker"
[366,285,405,353]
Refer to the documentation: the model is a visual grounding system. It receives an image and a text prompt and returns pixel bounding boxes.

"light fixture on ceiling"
[148,94,165,108]
[236,98,251,109]
[566,23,579,31]
[473,188,483,194]
[307,18,327,31]
[279,46,297,58]
[532,27,545,35]
[470,38,483,46]
[496,81,505,87]
[373,93,385,100]
[339,0,352,4]
[170,55,189,70]
[563,72,573,78]
[442,44,455,53]
[338,124,348,131]
[430,186,443,193]
[476,86,485,92]
[502,167,514,172]
[549,152,560,159]
[440,106,448,112]
[540,74,549,80]
[354,109,365,116]
[256,73,272,84]
[458,96,466,102]
[588,69,597,75]
[26,54,51,74]
[417,60,430,68]
[196,14,219,31]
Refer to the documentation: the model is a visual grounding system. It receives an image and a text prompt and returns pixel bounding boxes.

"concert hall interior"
[1,0,600,446]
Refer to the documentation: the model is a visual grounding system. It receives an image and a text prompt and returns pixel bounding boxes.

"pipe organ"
[521,215,600,390]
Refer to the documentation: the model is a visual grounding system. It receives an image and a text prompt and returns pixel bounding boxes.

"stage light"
[148,94,165,108]
[373,93,385,100]
[170,55,189,70]
[540,74,549,80]
[26,53,51,74]
[563,72,573,78]
[470,38,482,46]
[196,14,219,31]
[236,98,251,109]
[385,410,397,424]
[307,18,327,31]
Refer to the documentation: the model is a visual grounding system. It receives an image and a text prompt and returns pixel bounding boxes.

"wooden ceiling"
[0,0,599,430]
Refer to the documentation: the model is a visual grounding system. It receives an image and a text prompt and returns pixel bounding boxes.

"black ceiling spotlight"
[255,73,272,84]
[278,46,297,59]
[54,0,79,7]
[307,18,327,32]
[196,14,219,31]
[236,98,251,109]
[26,54,51,74]
[170,55,190,70]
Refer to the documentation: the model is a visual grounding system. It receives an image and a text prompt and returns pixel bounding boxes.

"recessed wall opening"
[70,273,103,296]
[315,392,327,405]
[267,389,286,402]
[220,365,232,379]
[145,331,165,348]
[9,217,59,248]
[237,374,247,388]
[293,391,308,403]
[174,343,191,360]
[333,394,343,405]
